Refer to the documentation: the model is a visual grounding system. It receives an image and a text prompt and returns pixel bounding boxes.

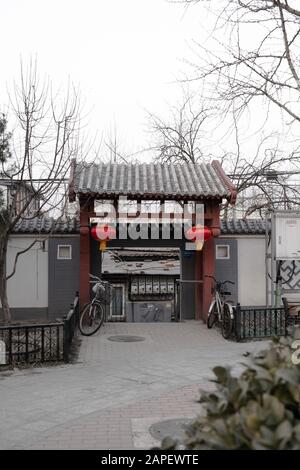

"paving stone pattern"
[0,322,267,449]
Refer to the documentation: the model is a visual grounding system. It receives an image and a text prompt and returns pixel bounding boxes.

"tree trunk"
[0,233,11,323]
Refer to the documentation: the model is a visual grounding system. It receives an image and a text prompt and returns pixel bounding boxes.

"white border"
[216,244,230,260]
[57,244,72,260]
[109,284,125,319]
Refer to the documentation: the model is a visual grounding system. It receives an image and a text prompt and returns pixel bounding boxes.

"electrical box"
[167,278,175,293]
[138,277,145,294]
[146,278,153,294]
[131,278,138,295]
[275,213,300,260]
[160,279,167,294]
[153,276,160,294]
[129,275,177,300]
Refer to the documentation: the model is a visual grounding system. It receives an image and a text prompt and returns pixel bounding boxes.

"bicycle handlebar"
[204,275,235,286]
[89,273,108,284]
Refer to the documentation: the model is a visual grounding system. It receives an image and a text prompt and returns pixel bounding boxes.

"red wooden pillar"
[202,237,215,323]
[79,205,91,309]
[194,201,220,322]
[202,202,220,322]
[194,240,215,323]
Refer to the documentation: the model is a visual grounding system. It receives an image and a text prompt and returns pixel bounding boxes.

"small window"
[216,245,230,260]
[110,285,125,319]
[57,245,72,260]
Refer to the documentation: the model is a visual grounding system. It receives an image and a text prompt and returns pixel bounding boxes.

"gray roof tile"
[12,217,79,234]
[221,218,268,234]
[70,161,235,200]
[11,217,268,235]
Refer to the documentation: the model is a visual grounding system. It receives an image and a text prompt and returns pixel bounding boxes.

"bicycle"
[206,275,235,339]
[78,274,109,336]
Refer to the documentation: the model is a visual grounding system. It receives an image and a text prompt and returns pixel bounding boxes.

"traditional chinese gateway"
[68,160,236,321]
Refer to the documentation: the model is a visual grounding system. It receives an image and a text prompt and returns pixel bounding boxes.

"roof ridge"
[211,160,237,204]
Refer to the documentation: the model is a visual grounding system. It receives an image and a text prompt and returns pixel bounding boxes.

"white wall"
[237,237,266,306]
[5,236,48,308]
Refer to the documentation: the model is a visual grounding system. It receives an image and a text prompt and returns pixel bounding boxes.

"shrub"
[161,331,300,450]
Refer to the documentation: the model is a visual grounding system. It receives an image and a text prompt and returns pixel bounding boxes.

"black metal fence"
[0,293,79,367]
[282,297,300,328]
[0,322,64,365]
[234,303,287,341]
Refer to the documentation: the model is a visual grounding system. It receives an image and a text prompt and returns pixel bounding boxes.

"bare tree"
[221,134,300,217]
[156,1,300,217]
[0,61,82,323]
[151,91,300,217]
[149,94,211,163]
[104,122,128,163]
[182,1,300,125]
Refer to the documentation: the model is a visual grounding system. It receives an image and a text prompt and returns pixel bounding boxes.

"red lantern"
[186,225,212,251]
[91,224,116,251]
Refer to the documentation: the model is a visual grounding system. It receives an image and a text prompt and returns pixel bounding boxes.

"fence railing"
[282,297,300,328]
[234,303,287,341]
[0,293,79,366]
[0,322,64,365]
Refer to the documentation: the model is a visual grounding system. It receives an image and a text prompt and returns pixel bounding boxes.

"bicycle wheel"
[222,303,233,339]
[79,302,104,336]
[207,303,218,329]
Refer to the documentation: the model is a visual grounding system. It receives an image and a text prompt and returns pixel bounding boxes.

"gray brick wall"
[215,238,238,304]
[48,237,80,318]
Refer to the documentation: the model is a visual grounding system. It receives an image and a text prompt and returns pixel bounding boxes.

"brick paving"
[25,382,214,449]
[0,321,267,449]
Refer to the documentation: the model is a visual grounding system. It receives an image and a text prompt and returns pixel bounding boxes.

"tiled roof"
[69,160,236,201]
[12,217,79,234]
[221,218,268,235]
[11,217,268,235]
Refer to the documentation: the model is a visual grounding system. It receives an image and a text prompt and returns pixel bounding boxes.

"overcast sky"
[1,0,211,159]
[2,0,292,167]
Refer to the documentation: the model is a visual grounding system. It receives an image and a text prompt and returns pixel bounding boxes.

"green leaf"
[213,366,230,384]
[275,420,293,443]
[245,415,261,431]
[159,329,300,451]
[212,418,228,436]
[293,423,300,441]
[275,368,300,386]
[161,436,177,450]
[263,395,285,423]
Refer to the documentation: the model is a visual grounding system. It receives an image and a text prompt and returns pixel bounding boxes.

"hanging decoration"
[91,225,116,251]
[186,225,213,251]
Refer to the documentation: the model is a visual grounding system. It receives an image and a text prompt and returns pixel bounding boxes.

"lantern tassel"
[99,240,107,251]
[195,240,204,251]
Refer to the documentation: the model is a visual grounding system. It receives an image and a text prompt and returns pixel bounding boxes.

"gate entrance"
[100,247,179,322]
[68,161,236,322]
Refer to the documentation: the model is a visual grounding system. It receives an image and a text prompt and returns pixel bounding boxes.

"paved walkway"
[0,322,267,449]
